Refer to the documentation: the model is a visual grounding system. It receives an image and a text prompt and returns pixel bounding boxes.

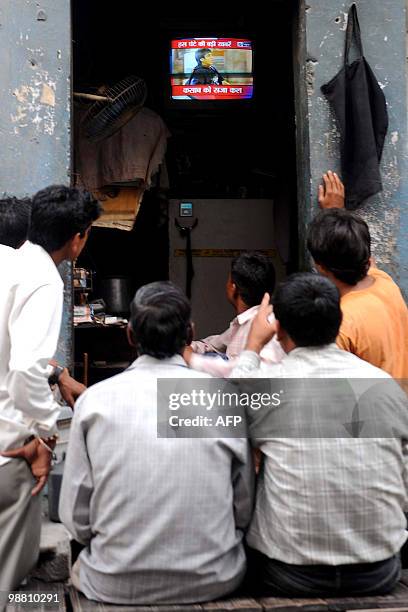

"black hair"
[231,251,276,307]
[307,209,371,286]
[195,48,212,64]
[130,281,192,359]
[0,197,31,248]
[28,185,102,253]
[273,273,342,347]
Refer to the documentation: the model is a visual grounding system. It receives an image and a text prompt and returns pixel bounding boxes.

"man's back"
[0,242,63,464]
[337,267,408,378]
[233,344,408,566]
[0,245,20,440]
[60,354,253,605]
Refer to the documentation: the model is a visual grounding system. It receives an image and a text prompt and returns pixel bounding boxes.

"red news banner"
[172,84,253,99]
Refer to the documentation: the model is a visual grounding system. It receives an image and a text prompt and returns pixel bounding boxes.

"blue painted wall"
[0,0,72,364]
[296,0,408,299]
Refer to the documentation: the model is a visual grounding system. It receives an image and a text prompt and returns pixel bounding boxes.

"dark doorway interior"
[71,1,297,382]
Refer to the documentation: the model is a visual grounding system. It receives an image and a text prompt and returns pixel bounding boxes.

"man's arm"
[230,294,277,378]
[59,396,93,545]
[49,361,86,409]
[1,437,54,495]
[191,325,233,355]
[7,283,63,436]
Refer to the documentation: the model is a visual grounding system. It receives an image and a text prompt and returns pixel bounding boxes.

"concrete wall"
[296,0,408,298]
[0,0,72,363]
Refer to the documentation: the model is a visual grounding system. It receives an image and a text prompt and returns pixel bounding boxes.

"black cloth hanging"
[321,3,388,209]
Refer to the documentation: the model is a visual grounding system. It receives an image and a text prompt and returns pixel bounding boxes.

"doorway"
[71,1,298,382]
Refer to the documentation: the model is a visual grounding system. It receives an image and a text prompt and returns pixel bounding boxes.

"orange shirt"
[337,267,408,378]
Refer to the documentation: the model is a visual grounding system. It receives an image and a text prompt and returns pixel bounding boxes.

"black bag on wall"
[321,3,388,209]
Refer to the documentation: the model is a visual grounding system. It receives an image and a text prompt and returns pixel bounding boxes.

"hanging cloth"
[321,4,388,209]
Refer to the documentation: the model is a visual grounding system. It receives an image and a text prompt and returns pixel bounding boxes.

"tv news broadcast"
[170,38,254,100]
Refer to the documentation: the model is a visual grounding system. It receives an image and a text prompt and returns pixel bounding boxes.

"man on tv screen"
[187,48,229,85]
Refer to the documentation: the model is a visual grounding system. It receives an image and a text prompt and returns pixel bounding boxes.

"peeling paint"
[13,84,30,103]
[40,83,55,107]
[11,72,56,135]
[306,58,318,96]
[391,131,399,145]
[340,12,349,31]
[10,106,27,123]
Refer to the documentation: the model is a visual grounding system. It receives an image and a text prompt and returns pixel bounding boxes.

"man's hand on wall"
[318,171,345,209]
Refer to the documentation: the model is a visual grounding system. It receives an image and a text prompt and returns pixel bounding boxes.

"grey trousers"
[0,459,41,591]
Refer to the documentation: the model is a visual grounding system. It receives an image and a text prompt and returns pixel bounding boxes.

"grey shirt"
[60,354,254,604]
[231,345,408,565]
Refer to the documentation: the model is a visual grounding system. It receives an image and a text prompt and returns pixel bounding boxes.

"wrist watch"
[48,365,65,386]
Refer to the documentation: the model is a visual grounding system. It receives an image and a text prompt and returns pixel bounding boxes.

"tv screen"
[170,38,254,100]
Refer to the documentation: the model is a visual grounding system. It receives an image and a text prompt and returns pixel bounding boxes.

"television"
[170,38,254,101]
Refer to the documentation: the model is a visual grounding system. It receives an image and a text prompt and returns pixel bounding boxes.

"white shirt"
[0,242,64,467]
[231,344,408,565]
[190,305,284,377]
[60,354,254,605]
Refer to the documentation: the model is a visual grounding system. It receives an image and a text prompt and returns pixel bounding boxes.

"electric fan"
[74,76,147,143]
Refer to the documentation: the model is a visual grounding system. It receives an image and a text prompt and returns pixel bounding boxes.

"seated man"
[231,274,407,597]
[186,251,284,376]
[307,208,408,379]
[313,170,408,379]
[60,281,254,605]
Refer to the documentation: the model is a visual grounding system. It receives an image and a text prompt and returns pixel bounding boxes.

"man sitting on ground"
[185,251,284,376]
[60,281,254,605]
[231,274,407,597]
[309,173,408,378]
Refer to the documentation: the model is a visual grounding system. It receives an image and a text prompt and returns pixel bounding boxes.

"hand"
[246,293,277,354]
[318,171,345,209]
[57,369,86,408]
[182,345,194,366]
[1,439,52,495]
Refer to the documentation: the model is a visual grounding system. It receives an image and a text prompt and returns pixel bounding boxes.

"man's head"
[0,197,31,249]
[129,281,193,359]
[273,273,342,351]
[307,209,371,286]
[28,185,102,261]
[195,48,213,68]
[227,252,276,311]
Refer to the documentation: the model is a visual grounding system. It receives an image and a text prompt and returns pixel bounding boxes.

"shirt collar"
[19,240,57,268]
[236,305,259,326]
[129,353,188,369]
[287,343,339,358]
